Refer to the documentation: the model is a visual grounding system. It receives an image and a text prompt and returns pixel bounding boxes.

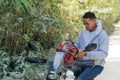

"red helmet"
[56,41,78,55]
[56,41,78,66]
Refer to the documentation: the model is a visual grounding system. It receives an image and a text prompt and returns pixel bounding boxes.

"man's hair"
[83,12,96,19]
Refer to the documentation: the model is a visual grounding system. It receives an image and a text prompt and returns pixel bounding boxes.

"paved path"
[95,22,120,80]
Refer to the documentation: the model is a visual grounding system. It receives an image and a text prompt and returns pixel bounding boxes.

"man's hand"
[77,51,87,58]
[73,49,87,58]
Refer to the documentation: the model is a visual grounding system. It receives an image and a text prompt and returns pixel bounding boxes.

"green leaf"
[21,0,32,13]
[14,0,22,8]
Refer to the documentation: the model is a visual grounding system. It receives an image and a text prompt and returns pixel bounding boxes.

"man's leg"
[77,65,104,80]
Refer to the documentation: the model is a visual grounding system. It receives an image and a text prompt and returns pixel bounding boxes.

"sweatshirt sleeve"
[86,31,109,59]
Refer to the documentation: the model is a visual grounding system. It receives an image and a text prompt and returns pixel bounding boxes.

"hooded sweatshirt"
[74,20,109,66]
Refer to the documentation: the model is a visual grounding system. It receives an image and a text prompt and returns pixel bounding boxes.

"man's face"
[83,18,96,32]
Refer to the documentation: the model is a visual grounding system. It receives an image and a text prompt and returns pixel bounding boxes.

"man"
[53,11,109,80]
[73,11,109,80]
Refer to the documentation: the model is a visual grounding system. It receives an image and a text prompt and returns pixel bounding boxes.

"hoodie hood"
[83,20,102,46]
[95,20,102,34]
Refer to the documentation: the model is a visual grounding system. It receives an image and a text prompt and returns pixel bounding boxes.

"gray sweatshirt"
[74,20,109,66]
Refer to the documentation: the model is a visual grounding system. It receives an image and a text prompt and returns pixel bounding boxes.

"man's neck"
[89,24,97,32]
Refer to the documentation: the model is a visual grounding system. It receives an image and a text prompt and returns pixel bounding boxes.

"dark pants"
[72,65,104,80]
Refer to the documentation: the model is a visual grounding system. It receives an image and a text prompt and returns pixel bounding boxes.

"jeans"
[72,65,104,80]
